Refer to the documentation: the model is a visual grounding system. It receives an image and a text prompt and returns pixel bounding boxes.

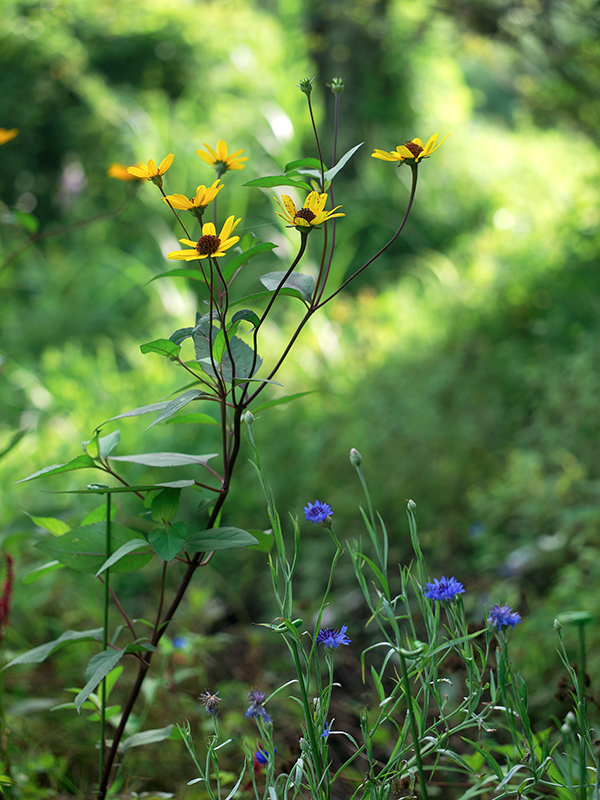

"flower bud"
[561,722,571,735]
[243,410,255,425]
[565,711,577,725]
[297,77,315,95]
[349,447,362,467]
[554,618,562,630]
[407,499,417,511]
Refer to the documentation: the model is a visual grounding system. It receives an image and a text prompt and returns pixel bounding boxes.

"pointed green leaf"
[243,176,312,191]
[3,628,104,670]
[95,538,150,576]
[99,430,120,457]
[231,309,261,328]
[81,502,117,525]
[149,522,187,561]
[252,390,315,413]
[184,527,258,553]
[140,339,181,360]
[323,142,364,182]
[75,649,125,713]
[164,413,219,427]
[37,524,152,574]
[15,454,99,484]
[228,288,307,308]
[221,242,277,283]
[150,488,181,524]
[148,268,206,284]
[25,514,70,536]
[22,560,66,585]
[285,157,324,172]
[110,452,217,468]
[120,724,175,752]
[247,529,274,553]
[50,480,196,495]
[260,272,314,303]
[194,332,262,383]
[100,401,172,426]
[146,390,206,430]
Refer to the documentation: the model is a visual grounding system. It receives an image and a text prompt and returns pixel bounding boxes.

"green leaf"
[140,339,181,360]
[184,527,259,553]
[247,529,274,553]
[120,724,175,753]
[51,480,196,495]
[221,242,278,283]
[15,454,99,484]
[146,390,206,430]
[251,390,315,413]
[231,309,261,328]
[100,401,172,426]
[150,488,181,524]
[228,288,308,308]
[99,430,120,457]
[260,271,314,303]
[37,524,152,574]
[148,268,206,284]
[110,452,217,468]
[194,331,262,383]
[22,560,66,585]
[243,176,312,191]
[323,142,364,182]
[12,210,39,233]
[149,522,187,561]
[75,649,125,713]
[25,514,70,536]
[95,538,150,576]
[81,502,117,525]
[3,628,103,670]
[164,412,219,427]
[285,157,324,172]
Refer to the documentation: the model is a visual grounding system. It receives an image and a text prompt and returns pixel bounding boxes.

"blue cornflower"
[487,604,521,630]
[321,722,330,738]
[254,749,269,766]
[245,688,272,723]
[304,500,333,524]
[423,576,465,602]
[316,624,351,648]
[172,635,187,649]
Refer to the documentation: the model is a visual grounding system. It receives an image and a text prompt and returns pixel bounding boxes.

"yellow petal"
[159,153,175,174]
[203,143,219,161]
[202,222,216,237]
[220,215,241,241]
[147,159,159,177]
[396,146,413,159]
[220,235,240,251]
[371,150,401,161]
[304,191,319,212]
[216,140,228,160]
[226,163,246,170]
[168,249,199,260]
[0,128,19,145]
[127,166,150,178]
[178,239,198,247]
[411,138,424,148]
[294,218,311,227]
[281,195,297,217]
[164,194,193,210]
[426,133,451,155]
[197,150,216,165]
[228,149,245,159]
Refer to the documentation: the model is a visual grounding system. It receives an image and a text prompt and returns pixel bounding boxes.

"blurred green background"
[2,0,600,794]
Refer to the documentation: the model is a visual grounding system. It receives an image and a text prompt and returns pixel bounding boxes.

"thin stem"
[316,90,341,304]
[160,187,193,241]
[99,493,111,785]
[97,578,137,640]
[153,561,168,639]
[307,94,326,190]
[578,623,588,800]
[399,651,429,800]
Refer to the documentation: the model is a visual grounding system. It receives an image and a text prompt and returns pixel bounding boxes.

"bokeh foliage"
[2,0,600,795]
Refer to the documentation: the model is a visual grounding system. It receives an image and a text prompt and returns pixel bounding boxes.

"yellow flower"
[167,215,241,261]
[274,191,345,230]
[0,128,19,146]
[108,163,145,181]
[162,180,223,212]
[371,133,450,165]
[127,153,175,184]
[197,140,248,173]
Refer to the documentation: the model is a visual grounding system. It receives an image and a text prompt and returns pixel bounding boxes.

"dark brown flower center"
[404,140,424,158]
[294,208,316,223]
[196,235,221,255]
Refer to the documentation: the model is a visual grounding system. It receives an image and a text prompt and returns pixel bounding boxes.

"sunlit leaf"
[37,523,152,574]
[110,452,217,468]
[3,628,104,670]
[146,390,206,430]
[15,454,99,484]
[94,538,150,576]
[323,142,364,182]
[243,176,312,191]
[260,272,314,303]
[164,413,219,427]
[75,649,125,713]
[24,514,70,536]
[140,339,181,360]
[22,560,66,585]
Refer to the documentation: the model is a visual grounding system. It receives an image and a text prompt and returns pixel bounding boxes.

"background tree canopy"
[2,0,600,793]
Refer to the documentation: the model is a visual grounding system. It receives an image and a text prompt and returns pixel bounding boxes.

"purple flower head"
[488,604,521,630]
[253,748,276,768]
[316,624,351,648]
[304,500,333,524]
[423,576,465,602]
[245,688,272,723]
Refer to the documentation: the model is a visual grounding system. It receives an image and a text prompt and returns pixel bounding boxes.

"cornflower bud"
[349,447,362,467]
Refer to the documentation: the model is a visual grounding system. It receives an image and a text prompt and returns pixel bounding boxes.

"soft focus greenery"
[2,0,600,795]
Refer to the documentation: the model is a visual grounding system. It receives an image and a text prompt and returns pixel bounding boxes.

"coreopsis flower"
[275,191,344,231]
[304,500,333,524]
[108,163,145,181]
[197,140,248,173]
[423,576,465,602]
[127,153,175,186]
[167,215,241,261]
[316,624,351,648]
[371,134,450,165]
[0,128,19,146]
[245,688,272,722]
[162,180,223,216]
[487,604,521,630]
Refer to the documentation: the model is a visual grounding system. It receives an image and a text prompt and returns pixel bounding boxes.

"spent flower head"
[168,215,241,261]
[275,191,344,232]
[423,576,465,602]
[199,689,222,716]
[372,134,450,166]
[327,77,345,95]
[297,77,315,95]
[487,604,521,630]
[245,688,272,723]
[197,140,248,174]
[316,624,351,648]
[304,500,333,524]
[127,153,174,186]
